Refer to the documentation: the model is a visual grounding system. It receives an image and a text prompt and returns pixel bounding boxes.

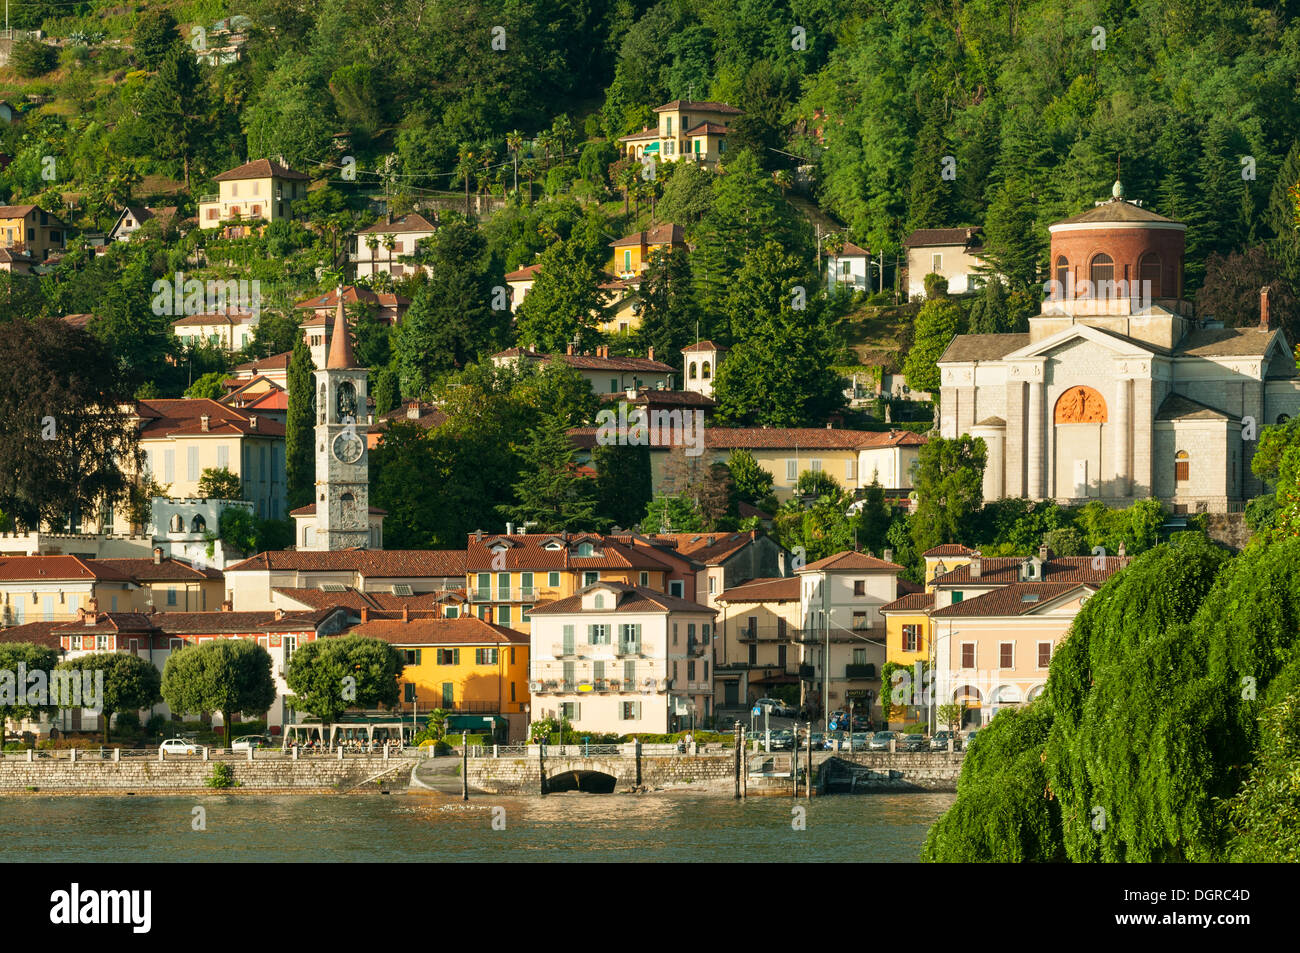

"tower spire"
[325,284,358,369]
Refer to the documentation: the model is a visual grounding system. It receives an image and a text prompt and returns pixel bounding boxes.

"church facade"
[938,183,1300,513]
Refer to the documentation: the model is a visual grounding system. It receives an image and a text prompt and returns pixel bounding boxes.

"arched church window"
[170,514,183,532]
[594,594,605,609]
[1055,256,1069,296]
[336,381,357,421]
[689,362,698,380]
[702,361,711,379]
[1175,450,1189,483]
[191,515,206,533]
[341,492,355,502]
[1138,252,1162,297]
[1089,253,1114,291]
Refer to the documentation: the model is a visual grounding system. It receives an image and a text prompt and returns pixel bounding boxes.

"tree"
[245,311,303,359]
[907,99,959,231]
[162,640,277,747]
[640,495,706,533]
[909,435,986,554]
[636,246,701,361]
[727,449,776,510]
[373,367,400,416]
[980,175,1046,293]
[137,44,210,190]
[903,296,965,396]
[936,703,965,734]
[134,10,181,69]
[1196,246,1299,343]
[185,371,228,400]
[497,413,604,532]
[392,220,507,393]
[796,469,842,499]
[197,467,242,501]
[57,652,162,744]
[1228,689,1300,862]
[9,36,58,77]
[285,335,315,509]
[284,634,403,727]
[0,318,141,532]
[514,237,609,353]
[0,644,60,745]
[592,442,652,530]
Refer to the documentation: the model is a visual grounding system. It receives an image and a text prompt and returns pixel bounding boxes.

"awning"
[750,674,799,684]
[445,715,507,732]
[643,142,660,153]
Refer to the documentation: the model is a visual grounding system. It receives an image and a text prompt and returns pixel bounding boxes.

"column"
[1026,379,1045,499]
[1114,376,1131,498]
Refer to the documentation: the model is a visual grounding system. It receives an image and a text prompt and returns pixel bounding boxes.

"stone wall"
[0,756,408,793]
[820,753,963,792]
[465,754,737,794]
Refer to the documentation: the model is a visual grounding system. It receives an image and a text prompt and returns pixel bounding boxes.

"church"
[292,290,386,549]
[938,182,1300,513]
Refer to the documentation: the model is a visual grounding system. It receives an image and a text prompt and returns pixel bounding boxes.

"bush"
[145,714,168,737]
[10,37,58,78]
[114,711,141,733]
[204,762,240,789]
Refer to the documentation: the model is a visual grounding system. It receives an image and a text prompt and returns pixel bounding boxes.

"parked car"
[851,715,871,731]
[868,730,898,751]
[231,735,271,751]
[964,730,979,750]
[159,738,200,755]
[930,730,961,751]
[900,733,928,752]
[848,732,873,749]
[769,730,795,751]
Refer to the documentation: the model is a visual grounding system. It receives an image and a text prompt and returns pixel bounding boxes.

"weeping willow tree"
[925,533,1300,862]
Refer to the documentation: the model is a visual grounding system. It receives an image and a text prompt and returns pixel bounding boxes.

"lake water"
[1,791,954,862]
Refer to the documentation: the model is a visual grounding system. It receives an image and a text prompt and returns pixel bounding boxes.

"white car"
[231,735,270,751]
[159,738,201,755]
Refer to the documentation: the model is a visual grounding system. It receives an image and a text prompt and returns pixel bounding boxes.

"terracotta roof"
[681,340,728,353]
[233,351,292,374]
[171,311,257,327]
[494,349,675,374]
[599,389,716,409]
[879,591,935,613]
[528,582,713,616]
[610,223,686,248]
[903,227,982,248]
[932,555,1126,587]
[799,551,903,573]
[1051,200,1180,228]
[0,204,38,217]
[88,558,223,583]
[293,286,410,311]
[356,212,437,235]
[272,587,448,612]
[212,159,309,182]
[151,609,337,633]
[1155,392,1237,422]
[61,313,94,330]
[0,621,65,649]
[325,293,358,369]
[716,576,799,602]
[0,555,136,582]
[938,333,1032,364]
[371,401,448,433]
[922,544,975,557]
[54,611,161,634]
[288,503,388,516]
[931,582,1097,618]
[654,100,741,114]
[347,617,527,645]
[617,127,660,142]
[685,121,729,136]
[505,263,542,280]
[465,533,674,572]
[571,426,926,452]
[644,531,762,565]
[136,398,285,438]
[835,241,870,257]
[0,247,35,263]
[224,550,467,577]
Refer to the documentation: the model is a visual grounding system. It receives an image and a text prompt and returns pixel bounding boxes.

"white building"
[827,241,872,293]
[353,213,438,279]
[903,226,986,298]
[527,581,716,733]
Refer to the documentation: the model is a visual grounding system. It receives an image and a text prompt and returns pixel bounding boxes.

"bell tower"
[313,288,371,550]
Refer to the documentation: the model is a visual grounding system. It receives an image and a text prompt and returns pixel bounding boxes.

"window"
[404,684,417,703]
[1055,256,1069,295]
[437,648,460,665]
[476,648,499,665]
[625,660,636,684]
[748,644,758,665]
[476,572,490,599]
[853,580,866,596]
[810,459,822,472]
[623,250,631,271]
[999,643,1014,669]
[97,635,109,651]
[476,605,489,620]
[664,116,673,136]
[853,648,867,666]
[609,379,619,393]
[167,587,177,606]
[639,572,649,586]
[402,649,422,665]
[442,683,454,707]
[621,701,642,720]
[593,594,605,609]
[687,660,696,681]
[548,571,560,588]
[1138,252,1161,297]
[497,572,510,600]
[561,701,581,720]
[673,622,679,646]
[903,624,919,653]
[1089,253,1114,290]
[593,660,605,682]
[164,450,175,482]
[1037,642,1052,669]
[217,445,229,470]
[951,591,963,604]
[961,643,976,668]
[852,611,867,630]
[702,361,711,379]
[583,571,599,586]
[521,605,532,622]
[445,606,460,618]
[589,624,610,645]
[702,623,710,644]
[689,362,698,380]
[520,571,534,597]
[187,447,199,481]
[786,459,798,481]
[846,459,856,481]
[708,577,716,595]
[1175,450,1189,483]
[498,605,512,627]
[669,580,684,598]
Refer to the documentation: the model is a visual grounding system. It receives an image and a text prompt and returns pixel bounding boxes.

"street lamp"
[929,623,958,735]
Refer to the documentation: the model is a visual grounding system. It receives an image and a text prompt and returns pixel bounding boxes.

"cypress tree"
[285,335,315,510]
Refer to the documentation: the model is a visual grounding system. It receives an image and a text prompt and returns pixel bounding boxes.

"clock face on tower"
[332,431,364,465]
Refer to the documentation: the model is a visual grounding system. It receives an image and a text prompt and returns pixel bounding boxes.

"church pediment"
[1003,324,1159,362]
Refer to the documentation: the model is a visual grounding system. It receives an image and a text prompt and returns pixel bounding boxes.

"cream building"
[353,213,438,279]
[713,576,801,712]
[938,183,1300,513]
[903,227,986,298]
[618,100,740,168]
[198,159,310,233]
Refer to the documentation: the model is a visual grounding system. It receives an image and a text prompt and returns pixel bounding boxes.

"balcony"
[845,664,877,679]
[615,642,643,658]
[198,194,218,205]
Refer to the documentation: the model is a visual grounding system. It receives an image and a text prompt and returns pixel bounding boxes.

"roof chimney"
[566,343,575,355]
[969,551,981,578]
[249,414,258,431]
[360,608,369,623]
[1039,543,1049,561]
[407,401,420,420]
[401,606,409,622]
[153,547,162,565]
[647,346,654,360]
[221,599,232,611]
[274,607,284,621]
[883,548,893,564]
[200,414,210,432]
[87,597,98,615]
[483,605,493,624]
[1260,285,1274,330]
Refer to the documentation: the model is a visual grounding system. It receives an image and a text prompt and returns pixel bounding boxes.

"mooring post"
[805,727,813,798]
[634,737,642,789]
[461,730,469,801]
[740,726,747,798]
[733,723,740,799]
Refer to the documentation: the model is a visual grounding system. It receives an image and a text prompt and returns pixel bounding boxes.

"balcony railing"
[198,194,218,204]
[845,663,877,679]
[469,585,551,603]
[615,642,642,657]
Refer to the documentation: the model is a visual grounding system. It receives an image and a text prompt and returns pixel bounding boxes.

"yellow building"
[609,224,687,278]
[465,531,678,636]
[198,159,310,234]
[0,203,68,260]
[348,616,531,740]
[713,576,801,711]
[118,399,288,525]
[618,100,740,168]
